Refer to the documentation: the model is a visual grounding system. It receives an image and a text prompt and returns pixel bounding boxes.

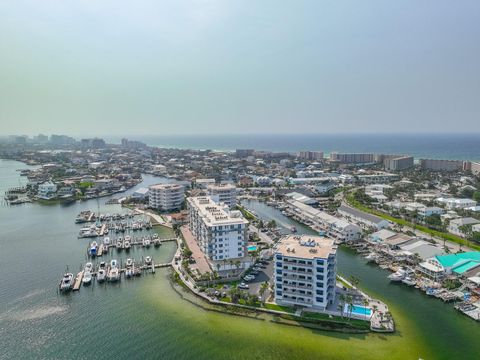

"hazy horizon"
[1,1,479,135]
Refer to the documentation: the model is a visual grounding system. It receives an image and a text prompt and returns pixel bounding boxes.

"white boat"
[116,239,124,251]
[59,273,74,291]
[82,271,92,285]
[145,256,152,266]
[402,276,416,286]
[103,237,111,245]
[388,268,406,282]
[97,269,106,282]
[154,239,161,247]
[125,259,134,278]
[124,240,131,251]
[84,262,93,273]
[365,253,377,262]
[107,260,120,282]
[143,237,151,248]
[89,242,98,257]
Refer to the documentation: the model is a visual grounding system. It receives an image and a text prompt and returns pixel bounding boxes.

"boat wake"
[0,305,67,322]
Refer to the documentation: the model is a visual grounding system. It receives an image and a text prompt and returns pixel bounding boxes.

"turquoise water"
[247,245,258,252]
[348,305,372,317]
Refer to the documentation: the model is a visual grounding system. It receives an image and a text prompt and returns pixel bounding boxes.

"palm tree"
[259,281,269,305]
[346,295,354,321]
[362,298,369,320]
[339,294,346,318]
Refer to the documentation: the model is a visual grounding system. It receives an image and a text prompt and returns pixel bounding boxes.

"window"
[316,282,324,288]
[316,275,324,280]
[316,267,324,273]
[276,290,282,296]
[316,290,324,295]
[316,297,324,302]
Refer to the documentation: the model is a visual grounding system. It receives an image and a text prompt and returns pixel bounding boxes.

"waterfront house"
[419,252,480,281]
[37,181,57,200]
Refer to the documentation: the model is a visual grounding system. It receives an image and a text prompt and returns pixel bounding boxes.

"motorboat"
[59,273,74,292]
[154,239,161,247]
[124,239,131,251]
[82,271,92,285]
[125,258,134,278]
[103,237,111,246]
[388,268,406,282]
[84,262,93,273]
[89,242,98,257]
[97,269,106,282]
[365,253,377,262]
[145,256,152,266]
[116,239,124,251]
[107,260,120,282]
[402,276,416,286]
[143,237,151,248]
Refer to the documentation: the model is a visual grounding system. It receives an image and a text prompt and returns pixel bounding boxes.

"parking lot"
[242,259,274,299]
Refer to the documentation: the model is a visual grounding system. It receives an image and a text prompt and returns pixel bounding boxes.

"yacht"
[143,237,151,248]
[365,253,377,262]
[116,239,124,251]
[145,256,152,266]
[388,268,406,282]
[125,259,134,278]
[89,242,98,257]
[84,262,93,273]
[402,276,416,286]
[59,273,74,292]
[82,271,92,285]
[97,269,106,283]
[154,239,161,247]
[107,260,120,282]
[124,239,131,251]
[103,237,111,246]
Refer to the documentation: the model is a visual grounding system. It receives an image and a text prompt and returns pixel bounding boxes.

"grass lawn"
[263,303,296,313]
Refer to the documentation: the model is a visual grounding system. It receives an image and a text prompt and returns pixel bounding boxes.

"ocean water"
[105,134,480,160]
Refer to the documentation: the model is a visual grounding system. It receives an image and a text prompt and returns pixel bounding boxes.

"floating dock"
[72,271,84,291]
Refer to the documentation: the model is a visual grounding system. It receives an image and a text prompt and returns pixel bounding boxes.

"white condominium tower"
[187,196,248,263]
[207,184,237,208]
[148,183,185,211]
[274,235,337,310]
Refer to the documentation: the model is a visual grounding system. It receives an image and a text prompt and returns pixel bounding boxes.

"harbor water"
[1,159,479,359]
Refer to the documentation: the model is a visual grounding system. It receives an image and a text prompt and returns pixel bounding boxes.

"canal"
[0,159,478,359]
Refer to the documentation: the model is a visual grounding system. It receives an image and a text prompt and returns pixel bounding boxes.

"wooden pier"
[72,271,84,291]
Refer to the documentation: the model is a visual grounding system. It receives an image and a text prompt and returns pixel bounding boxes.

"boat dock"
[72,271,84,291]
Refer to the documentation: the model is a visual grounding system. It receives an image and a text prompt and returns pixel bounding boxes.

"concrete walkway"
[134,208,173,228]
[180,225,212,274]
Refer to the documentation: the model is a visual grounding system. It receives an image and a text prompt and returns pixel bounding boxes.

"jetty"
[72,271,84,291]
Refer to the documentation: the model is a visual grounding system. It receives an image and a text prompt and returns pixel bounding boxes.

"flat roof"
[275,235,336,259]
[338,204,387,225]
[188,196,247,226]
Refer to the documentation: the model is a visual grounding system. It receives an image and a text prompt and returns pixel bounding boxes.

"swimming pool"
[247,245,258,252]
[345,304,372,317]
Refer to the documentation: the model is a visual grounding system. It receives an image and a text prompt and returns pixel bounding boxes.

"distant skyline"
[1,1,479,136]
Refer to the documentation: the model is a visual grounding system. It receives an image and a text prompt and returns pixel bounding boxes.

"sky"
[0,0,479,136]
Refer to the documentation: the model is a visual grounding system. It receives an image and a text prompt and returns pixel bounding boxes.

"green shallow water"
[0,160,479,359]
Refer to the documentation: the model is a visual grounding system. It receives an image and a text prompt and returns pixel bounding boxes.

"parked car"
[238,282,249,289]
